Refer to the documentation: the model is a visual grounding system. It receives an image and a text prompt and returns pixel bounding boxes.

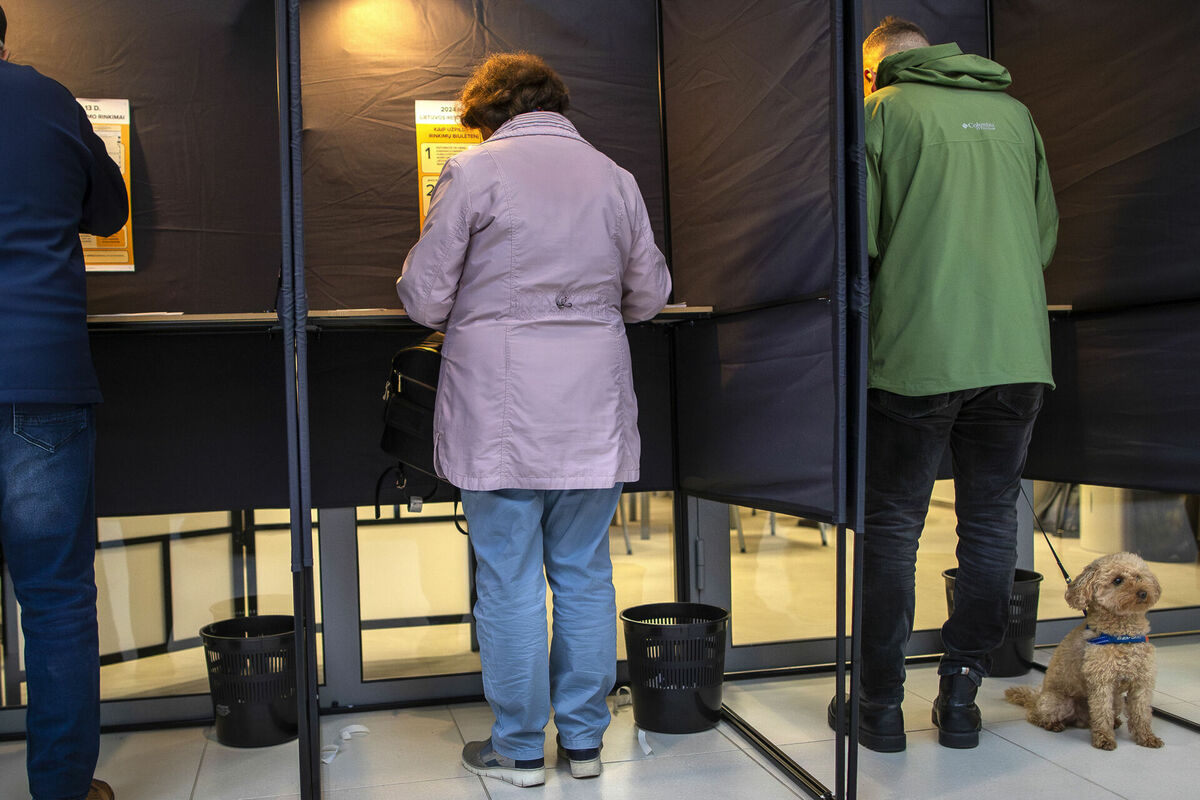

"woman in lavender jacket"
[396,53,671,787]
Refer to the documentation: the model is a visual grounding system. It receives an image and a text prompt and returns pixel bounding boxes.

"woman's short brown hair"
[459,52,570,132]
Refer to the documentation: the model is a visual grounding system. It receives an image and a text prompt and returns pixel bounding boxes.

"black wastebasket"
[943,568,1043,677]
[200,615,298,747]
[621,602,728,734]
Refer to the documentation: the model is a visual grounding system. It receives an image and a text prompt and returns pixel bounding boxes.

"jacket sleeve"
[1031,119,1058,270]
[78,105,129,237]
[620,178,671,323]
[396,159,472,331]
[864,100,883,262]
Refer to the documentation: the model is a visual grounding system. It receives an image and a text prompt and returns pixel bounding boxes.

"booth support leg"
[730,506,746,554]
[640,493,652,540]
[618,498,632,555]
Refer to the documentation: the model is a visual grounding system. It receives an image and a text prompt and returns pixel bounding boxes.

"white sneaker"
[556,734,602,778]
[461,739,546,787]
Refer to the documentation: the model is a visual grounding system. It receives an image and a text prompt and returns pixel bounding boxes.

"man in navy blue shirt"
[1,6,127,799]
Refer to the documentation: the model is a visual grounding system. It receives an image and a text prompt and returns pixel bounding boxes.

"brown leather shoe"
[87,779,115,800]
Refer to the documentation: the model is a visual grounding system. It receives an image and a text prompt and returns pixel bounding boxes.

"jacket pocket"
[13,404,89,452]
[870,389,953,420]
[994,383,1045,419]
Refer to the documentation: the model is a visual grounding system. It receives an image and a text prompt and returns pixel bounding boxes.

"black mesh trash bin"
[621,602,728,734]
[943,568,1043,677]
[200,615,298,747]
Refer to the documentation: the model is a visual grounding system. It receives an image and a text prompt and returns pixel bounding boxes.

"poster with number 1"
[414,100,482,228]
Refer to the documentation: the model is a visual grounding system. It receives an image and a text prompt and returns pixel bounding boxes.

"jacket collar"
[486,111,591,146]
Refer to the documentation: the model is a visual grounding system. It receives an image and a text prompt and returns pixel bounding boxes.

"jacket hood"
[876,43,1011,92]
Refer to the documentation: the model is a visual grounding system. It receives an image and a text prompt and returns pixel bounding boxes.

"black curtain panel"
[1028,303,1200,494]
[91,330,289,516]
[298,0,666,309]
[664,0,990,516]
[675,302,836,519]
[861,0,989,57]
[997,0,1200,492]
[996,0,1200,312]
[9,0,665,315]
[662,0,833,312]
[4,0,282,314]
[662,0,839,517]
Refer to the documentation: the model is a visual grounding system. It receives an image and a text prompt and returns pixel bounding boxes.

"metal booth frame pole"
[832,0,849,794]
[846,0,870,792]
[275,0,321,797]
[833,0,871,798]
[653,0,693,606]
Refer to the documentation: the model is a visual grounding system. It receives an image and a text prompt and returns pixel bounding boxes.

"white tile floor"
[2,639,1198,799]
[725,637,1200,800]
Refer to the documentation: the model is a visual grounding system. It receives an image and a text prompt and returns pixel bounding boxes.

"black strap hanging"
[1021,483,1072,584]
[372,462,468,535]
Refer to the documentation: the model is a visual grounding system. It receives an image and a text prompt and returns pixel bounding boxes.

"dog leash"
[1025,486,1152,645]
[1020,484,1072,584]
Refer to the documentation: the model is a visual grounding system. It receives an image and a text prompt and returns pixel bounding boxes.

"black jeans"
[860,384,1045,703]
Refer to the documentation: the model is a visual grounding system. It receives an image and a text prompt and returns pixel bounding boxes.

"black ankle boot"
[932,672,981,748]
[827,695,906,752]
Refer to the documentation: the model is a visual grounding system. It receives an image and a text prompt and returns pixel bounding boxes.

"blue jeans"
[0,404,99,800]
[860,385,1044,702]
[461,486,621,761]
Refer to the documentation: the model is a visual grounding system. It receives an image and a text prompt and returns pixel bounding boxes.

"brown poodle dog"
[1005,551,1163,750]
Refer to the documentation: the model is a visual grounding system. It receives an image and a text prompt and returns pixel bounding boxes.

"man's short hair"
[459,52,569,132]
[0,5,8,47]
[863,16,929,63]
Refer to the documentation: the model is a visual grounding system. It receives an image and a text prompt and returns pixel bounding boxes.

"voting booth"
[1,1,1198,798]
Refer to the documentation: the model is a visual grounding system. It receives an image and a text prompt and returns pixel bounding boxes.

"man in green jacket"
[837,17,1058,752]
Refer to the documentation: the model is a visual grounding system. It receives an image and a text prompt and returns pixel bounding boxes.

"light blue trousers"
[461,485,621,760]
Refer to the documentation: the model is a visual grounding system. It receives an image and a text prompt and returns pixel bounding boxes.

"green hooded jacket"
[865,43,1058,395]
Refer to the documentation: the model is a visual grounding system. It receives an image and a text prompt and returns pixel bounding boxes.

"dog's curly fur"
[1004,551,1163,750]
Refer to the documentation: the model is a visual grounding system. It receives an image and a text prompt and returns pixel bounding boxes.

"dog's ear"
[1065,562,1098,611]
[1144,569,1163,605]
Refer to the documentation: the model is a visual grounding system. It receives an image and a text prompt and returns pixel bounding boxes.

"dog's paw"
[1039,721,1066,733]
[1092,732,1117,750]
[1135,734,1164,748]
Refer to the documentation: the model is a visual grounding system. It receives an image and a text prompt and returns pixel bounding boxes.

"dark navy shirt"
[0,60,128,404]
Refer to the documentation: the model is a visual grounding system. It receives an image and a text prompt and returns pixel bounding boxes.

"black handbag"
[380,332,443,477]
[374,332,464,531]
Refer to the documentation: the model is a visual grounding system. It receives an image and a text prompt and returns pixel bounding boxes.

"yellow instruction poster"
[77,98,134,272]
[415,100,482,228]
